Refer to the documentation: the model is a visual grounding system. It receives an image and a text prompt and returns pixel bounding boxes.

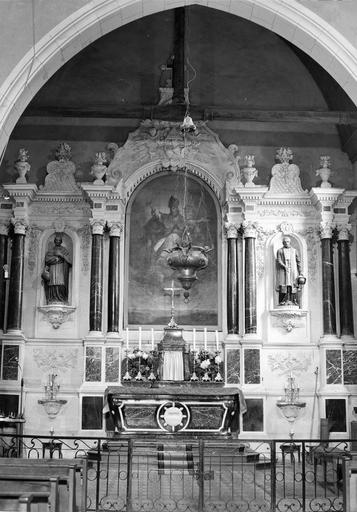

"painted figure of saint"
[276,236,303,306]
[42,233,72,304]
[146,195,185,265]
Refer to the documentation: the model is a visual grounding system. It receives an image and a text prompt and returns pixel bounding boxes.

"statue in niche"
[275,236,305,306]
[42,233,72,304]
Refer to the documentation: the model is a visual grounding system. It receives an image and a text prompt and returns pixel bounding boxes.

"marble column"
[320,224,336,335]
[337,225,354,336]
[7,220,26,332]
[243,222,257,334]
[226,224,239,334]
[0,226,8,330]
[89,220,105,333]
[107,222,122,333]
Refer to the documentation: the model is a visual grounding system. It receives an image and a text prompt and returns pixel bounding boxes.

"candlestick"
[126,328,129,350]
[193,328,196,352]
[139,327,142,350]
[204,328,207,350]
[151,328,155,350]
[215,330,219,351]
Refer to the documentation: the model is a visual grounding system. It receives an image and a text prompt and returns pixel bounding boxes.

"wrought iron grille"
[0,434,351,511]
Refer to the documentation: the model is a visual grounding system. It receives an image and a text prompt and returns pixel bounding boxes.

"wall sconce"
[277,373,306,437]
[38,373,67,419]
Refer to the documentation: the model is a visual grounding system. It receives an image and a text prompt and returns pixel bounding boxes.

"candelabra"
[38,374,67,419]
[277,374,306,438]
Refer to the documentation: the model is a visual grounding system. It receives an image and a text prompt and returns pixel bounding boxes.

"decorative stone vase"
[242,155,258,187]
[316,155,332,188]
[15,148,30,184]
[91,152,107,185]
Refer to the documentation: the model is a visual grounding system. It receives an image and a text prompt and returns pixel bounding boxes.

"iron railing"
[0,434,352,511]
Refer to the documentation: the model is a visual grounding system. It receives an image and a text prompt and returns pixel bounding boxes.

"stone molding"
[270,308,308,333]
[38,304,76,329]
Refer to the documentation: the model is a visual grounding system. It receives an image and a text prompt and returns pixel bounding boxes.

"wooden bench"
[0,476,59,512]
[0,458,88,512]
[0,491,54,512]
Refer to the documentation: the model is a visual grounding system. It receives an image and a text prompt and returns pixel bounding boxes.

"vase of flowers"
[122,348,161,382]
[190,349,223,382]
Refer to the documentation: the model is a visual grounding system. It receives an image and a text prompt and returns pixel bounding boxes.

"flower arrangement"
[122,348,161,381]
[190,349,223,382]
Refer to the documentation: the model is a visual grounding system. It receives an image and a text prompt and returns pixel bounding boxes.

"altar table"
[105,383,245,436]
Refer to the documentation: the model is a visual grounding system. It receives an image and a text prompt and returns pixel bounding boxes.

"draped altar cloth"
[162,351,184,381]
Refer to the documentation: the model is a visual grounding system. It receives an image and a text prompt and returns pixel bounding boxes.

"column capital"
[224,222,239,239]
[90,219,106,235]
[0,223,10,236]
[242,221,258,238]
[11,218,28,235]
[319,221,334,239]
[336,223,352,241]
[107,221,123,237]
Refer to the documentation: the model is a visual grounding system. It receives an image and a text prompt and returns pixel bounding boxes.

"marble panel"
[105,347,120,382]
[82,396,103,430]
[189,405,223,429]
[325,399,346,433]
[243,398,264,432]
[226,348,240,384]
[325,349,342,385]
[0,394,19,416]
[85,346,102,382]
[2,344,19,380]
[244,348,260,384]
[124,405,157,429]
[343,350,357,385]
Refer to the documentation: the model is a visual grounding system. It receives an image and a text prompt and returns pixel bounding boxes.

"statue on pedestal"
[276,236,305,306]
[42,233,72,304]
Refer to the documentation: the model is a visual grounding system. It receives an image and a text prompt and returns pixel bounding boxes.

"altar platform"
[105,383,245,437]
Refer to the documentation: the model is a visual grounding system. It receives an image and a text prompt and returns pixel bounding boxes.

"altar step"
[157,444,195,474]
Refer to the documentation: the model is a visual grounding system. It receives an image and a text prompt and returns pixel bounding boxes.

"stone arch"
[1,0,357,154]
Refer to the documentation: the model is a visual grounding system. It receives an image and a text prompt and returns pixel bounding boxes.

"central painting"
[127,171,219,327]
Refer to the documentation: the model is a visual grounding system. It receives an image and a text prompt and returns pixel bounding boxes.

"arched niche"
[125,169,220,327]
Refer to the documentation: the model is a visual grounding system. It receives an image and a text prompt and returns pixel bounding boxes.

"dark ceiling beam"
[20,106,357,125]
[172,7,186,105]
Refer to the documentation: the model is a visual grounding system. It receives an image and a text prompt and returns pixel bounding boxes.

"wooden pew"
[0,491,53,512]
[0,458,87,512]
[0,477,59,512]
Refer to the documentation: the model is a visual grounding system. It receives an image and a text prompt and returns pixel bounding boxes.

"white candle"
[215,330,219,351]
[138,327,142,350]
[151,328,155,350]
[204,328,207,350]
[126,328,129,350]
[193,328,196,351]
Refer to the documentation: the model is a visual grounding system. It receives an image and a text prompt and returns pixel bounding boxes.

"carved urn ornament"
[14,148,30,184]
[316,155,332,188]
[242,154,258,187]
[91,152,108,185]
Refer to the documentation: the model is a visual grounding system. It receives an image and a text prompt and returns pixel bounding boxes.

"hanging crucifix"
[164,280,181,328]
